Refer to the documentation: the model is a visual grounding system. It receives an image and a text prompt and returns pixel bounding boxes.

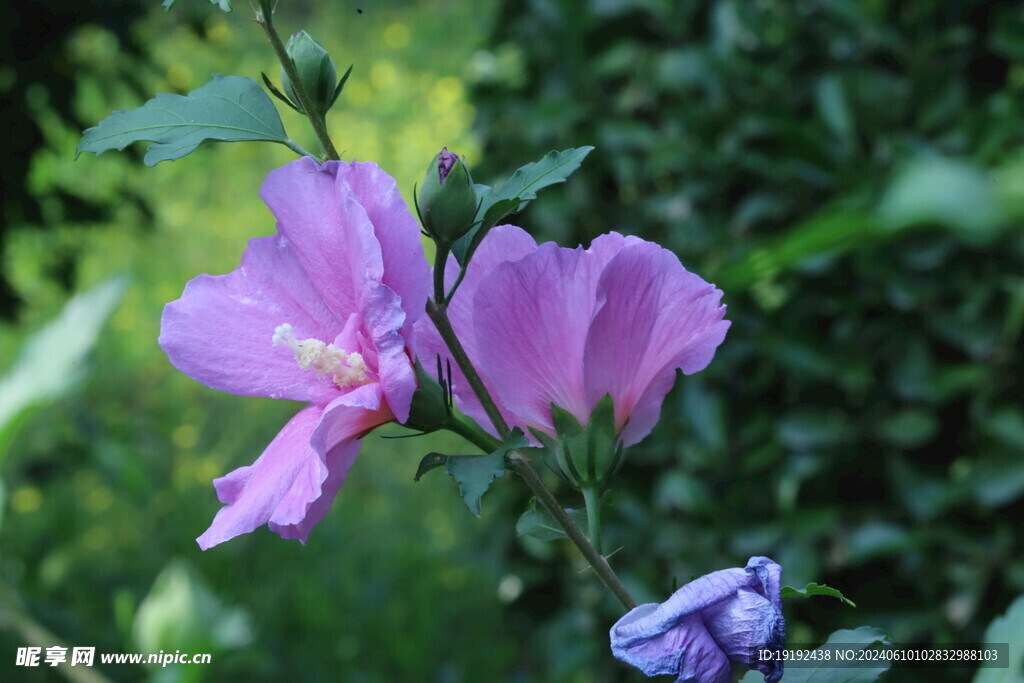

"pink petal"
[259,158,384,321]
[583,242,729,446]
[160,234,342,403]
[197,386,391,549]
[470,232,637,434]
[413,225,538,433]
[337,161,432,337]
[360,283,416,423]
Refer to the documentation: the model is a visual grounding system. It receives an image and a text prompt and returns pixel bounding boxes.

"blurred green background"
[2,0,1024,681]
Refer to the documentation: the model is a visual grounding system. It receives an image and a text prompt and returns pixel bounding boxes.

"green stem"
[443,263,468,306]
[432,243,450,304]
[257,11,340,160]
[582,486,603,555]
[283,138,320,160]
[509,452,636,610]
[426,299,511,440]
[447,414,501,453]
[426,299,637,611]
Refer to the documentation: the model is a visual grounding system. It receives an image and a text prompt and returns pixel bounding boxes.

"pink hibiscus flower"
[159,158,430,549]
[416,225,729,448]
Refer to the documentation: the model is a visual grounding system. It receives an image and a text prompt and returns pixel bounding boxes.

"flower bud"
[281,31,338,117]
[417,148,478,244]
[402,359,451,433]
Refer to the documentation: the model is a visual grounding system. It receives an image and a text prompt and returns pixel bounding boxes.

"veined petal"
[197,386,392,549]
[583,241,729,446]
[413,225,537,433]
[259,158,384,321]
[160,234,342,403]
[197,405,328,549]
[337,161,432,335]
[611,611,732,683]
[471,232,638,434]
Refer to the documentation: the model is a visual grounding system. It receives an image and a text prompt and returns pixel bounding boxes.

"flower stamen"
[273,323,369,389]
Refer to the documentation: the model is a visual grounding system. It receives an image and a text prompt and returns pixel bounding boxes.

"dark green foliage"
[473,0,1024,678]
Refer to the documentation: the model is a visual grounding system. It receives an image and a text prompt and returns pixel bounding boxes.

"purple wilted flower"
[610,557,785,683]
[415,225,729,447]
[160,158,430,549]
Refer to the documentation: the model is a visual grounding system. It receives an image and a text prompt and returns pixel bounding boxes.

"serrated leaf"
[452,147,594,265]
[445,429,528,517]
[515,498,588,541]
[413,453,448,482]
[782,582,857,607]
[77,75,289,165]
[739,627,892,682]
[974,595,1024,683]
[0,277,127,460]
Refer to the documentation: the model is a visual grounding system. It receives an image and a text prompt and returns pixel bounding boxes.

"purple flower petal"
[471,233,634,434]
[159,234,342,403]
[360,282,416,423]
[259,158,384,321]
[610,557,785,683]
[337,161,432,337]
[197,385,392,550]
[583,241,729,446]
[413,225,538,434]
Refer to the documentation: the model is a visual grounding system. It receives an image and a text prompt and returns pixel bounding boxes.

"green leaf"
[515,498,588,541]
[452,146,594,264]
[445,429,528,517]
[973,595,1024,683]
[163,0,232,12]
[740,627,892,682]
[77,75,289,166]
[0,277,127,460]
[782,582,857,607]
[413,453,448,482]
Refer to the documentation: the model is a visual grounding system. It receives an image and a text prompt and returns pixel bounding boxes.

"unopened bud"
[281,31,338,117]
[417,148,478,244]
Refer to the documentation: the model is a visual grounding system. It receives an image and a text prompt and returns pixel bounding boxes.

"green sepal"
[329,64,354,108]
[402,359,451,433]
[539,395,623,490]
[781,582,857,607]
[445,428,528,517]
[515,498,588,541]
[261,72,302,113]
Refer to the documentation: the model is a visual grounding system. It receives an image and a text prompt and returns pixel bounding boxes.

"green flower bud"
[402,359,452,433]
[281,31,338,117]
[417,148,478,244]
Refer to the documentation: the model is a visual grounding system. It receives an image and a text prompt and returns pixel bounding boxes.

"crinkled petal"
[337,161,432,336]
[471,232,637,434]
[160,234,341,403]
[583,241,729,446]
[310,382,393,456]
[197,386,392,550]
[611,610,731,683]
[197,405,327,549]
[610,558,785,683]
[359,283,416,423]
[413,225,538,433]
[259,158,384,321]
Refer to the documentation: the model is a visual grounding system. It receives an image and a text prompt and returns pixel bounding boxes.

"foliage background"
[1,0,1023,681]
